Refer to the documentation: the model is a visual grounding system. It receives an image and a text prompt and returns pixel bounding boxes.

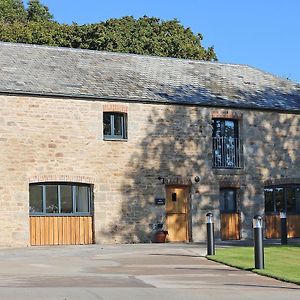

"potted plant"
[152,223,168,243]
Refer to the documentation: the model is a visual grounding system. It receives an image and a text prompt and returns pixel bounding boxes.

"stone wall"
[0,94,299,246]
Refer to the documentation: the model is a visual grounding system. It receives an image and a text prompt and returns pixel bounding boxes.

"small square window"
[103,112,127,140]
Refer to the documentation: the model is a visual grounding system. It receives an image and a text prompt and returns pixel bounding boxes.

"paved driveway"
[0,243,299,299]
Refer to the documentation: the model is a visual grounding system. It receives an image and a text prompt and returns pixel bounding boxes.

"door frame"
[165,184,191,242]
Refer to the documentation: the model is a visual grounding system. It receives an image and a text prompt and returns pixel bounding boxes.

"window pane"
[220,189,236,212]
[226,190,236,212]
[264,188,274,213]
[212,119,238,138]
[212,119,222,138]
[296,187,300,213]
[224,137,236,167]
[275,187,284,212]
[224,120,238,138]
[60,185,73,213]
[76,186,90,213]
[219,190,225,211]
[46,185,59,213]
[29,185,43,213]
[114,114,123,136]
[103,113,111,136]
[224,189,236,212]
[286,187,296,213]
[212,119,239,168]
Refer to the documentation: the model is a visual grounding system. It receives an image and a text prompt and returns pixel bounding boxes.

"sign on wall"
[155,198,166,206]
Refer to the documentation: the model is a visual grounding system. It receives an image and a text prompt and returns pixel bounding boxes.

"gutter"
[0,90,300,115]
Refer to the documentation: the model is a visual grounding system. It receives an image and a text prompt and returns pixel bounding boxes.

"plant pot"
[153,230,168,243]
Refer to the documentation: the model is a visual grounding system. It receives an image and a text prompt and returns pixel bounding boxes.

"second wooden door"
[220,213,240,240]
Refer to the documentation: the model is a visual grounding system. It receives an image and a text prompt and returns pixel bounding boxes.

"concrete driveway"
[0,243,299,299]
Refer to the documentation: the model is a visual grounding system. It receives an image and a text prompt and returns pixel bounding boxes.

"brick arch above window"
[29,175,96,184]
[219,179,242,189]
[211,111,243,120]
[103,103,128,113]
[264,178,300,186]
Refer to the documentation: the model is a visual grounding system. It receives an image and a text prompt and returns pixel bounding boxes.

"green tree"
[0,0,27,23]
[0,3,217,61]
[27,0,53,22]
[74,16,217,61]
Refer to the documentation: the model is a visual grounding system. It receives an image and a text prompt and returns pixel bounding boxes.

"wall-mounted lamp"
[157,176,165,184]
[194,176,200,183]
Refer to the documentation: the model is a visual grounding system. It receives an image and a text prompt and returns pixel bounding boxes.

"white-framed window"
[103,112,127,140]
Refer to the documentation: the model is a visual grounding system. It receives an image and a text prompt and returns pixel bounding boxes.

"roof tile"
[0,42,299,111]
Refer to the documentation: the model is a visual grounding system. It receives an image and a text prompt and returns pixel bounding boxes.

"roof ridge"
[0,41,264,71]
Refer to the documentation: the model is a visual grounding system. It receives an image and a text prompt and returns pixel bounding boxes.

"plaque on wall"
[155,198,165,206]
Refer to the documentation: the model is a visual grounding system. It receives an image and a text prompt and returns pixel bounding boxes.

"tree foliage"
[0,0,27,23]
[27,0,53,22]
[0,1,217,61]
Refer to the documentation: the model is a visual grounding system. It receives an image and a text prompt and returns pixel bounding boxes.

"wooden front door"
[220,188,240,240]
[166,186,189,242]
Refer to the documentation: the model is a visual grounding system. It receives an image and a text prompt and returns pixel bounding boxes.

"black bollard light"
[206,212,215,255]
[280,210,288,245]
[253,215,264,269]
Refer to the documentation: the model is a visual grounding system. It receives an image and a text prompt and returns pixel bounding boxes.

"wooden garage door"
[30,216,93,246]
[265,214,300,239]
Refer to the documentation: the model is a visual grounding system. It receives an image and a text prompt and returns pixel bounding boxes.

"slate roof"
[0,42,299,112]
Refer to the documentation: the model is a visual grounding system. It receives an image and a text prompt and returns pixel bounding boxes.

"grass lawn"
[207,245,300,285]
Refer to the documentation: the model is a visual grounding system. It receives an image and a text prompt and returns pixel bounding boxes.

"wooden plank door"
[29,216,93,246]
[265,214,300,239]
[287,215,300,238]
[220,213,240,240]
[265,215,281,239]
[166,186,189,242]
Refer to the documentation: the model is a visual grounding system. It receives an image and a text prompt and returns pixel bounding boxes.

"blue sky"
[40,0,300,83]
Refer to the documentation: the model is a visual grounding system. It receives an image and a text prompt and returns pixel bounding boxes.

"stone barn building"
[0,42,299,247]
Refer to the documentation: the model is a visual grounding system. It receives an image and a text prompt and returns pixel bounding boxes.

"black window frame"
[212,118,241,169]
[29,183,92,216]
[103,112,127,140]
[264,185,300,215]
[212,119,239,139]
